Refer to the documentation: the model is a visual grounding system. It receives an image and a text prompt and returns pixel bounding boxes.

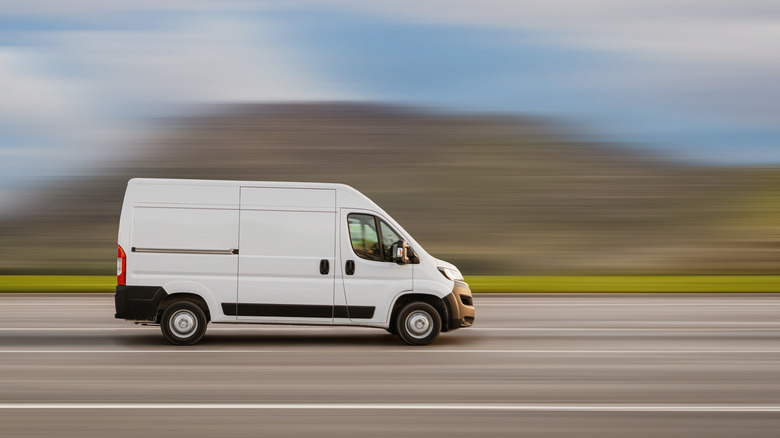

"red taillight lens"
[117,245,126,286]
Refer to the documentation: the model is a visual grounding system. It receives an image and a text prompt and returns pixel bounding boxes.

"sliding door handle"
[319,259,330,275]
[345,260,355,275]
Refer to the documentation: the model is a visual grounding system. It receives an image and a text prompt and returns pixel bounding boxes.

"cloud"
[0,50,91,132]
[43,14,350,107]
[0,11,353,190]
[324,0,780,126]
[335,1,780,60]
[5,0,778,66]
[0,0,777,174]
[0,49,136,192]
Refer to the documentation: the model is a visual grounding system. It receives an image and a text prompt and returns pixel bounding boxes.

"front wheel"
[396,302,441,345]
[160,301,207,345]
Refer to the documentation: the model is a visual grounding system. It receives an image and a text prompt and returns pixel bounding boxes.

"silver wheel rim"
[405,310,433,339]
[169,309,198,338]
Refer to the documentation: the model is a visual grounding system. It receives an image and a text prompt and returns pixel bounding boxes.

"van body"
[114,178,475,345]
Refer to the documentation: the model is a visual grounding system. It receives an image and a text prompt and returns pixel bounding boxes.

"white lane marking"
[0,327,148,331]
[0,326,778,332]
[0,403,778,412]
[0,301,768,304]
[0,303,110,306]
[0,349,778,354]
[0,328,137,331]
[3,299,779,304]
[479,322,780,326]
[0,327,370,332]
[468,327,780,331]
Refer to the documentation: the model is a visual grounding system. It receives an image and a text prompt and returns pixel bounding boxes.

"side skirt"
[221,303,375,319]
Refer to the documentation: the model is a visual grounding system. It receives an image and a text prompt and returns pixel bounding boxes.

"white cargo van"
[115,178,474,345]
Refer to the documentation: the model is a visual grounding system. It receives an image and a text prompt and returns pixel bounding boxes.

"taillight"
[117,245,126,286]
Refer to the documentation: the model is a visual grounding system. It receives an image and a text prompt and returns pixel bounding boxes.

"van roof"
[127,178,377,212]
[128,178,355,191]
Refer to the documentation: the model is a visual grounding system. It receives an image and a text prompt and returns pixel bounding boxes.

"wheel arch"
[388,292,450,333]
[157,280,217,322]
[156,292,211,323]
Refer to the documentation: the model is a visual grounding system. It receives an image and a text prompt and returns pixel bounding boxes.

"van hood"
[434,258,459,271]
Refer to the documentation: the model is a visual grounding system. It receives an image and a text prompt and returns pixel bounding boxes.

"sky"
[1,0,779,204]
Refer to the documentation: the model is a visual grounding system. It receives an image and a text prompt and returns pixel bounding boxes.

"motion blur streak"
[3,104,780,276]
[1,404,779,412]
[0,293,778,437]
[1,2,779,437]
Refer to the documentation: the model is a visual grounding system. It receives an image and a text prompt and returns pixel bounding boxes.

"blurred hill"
[1,103,779,275]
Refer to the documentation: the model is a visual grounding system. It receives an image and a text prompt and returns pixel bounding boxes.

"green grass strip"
[2,275,780,293]
[0,276,116,293]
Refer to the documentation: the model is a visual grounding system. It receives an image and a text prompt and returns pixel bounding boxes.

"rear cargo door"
[233,187,337,323]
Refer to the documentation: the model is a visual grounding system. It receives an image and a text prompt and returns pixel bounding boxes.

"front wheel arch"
[389,293,448,334]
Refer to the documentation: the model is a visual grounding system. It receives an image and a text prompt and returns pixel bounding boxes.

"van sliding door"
[231,187,336,322]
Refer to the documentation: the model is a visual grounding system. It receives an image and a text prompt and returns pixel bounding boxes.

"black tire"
[160,301,207,345]
[396,302,441,345]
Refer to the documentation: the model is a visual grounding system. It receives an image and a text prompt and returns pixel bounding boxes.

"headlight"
[438,267,464,282]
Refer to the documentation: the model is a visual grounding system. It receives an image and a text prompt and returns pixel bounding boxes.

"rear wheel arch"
[157,293,211,323]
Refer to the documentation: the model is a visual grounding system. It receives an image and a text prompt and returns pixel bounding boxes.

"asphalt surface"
[0,293,778,437]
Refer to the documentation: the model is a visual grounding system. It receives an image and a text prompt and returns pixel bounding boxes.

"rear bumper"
[443,281,475,331]
[114,285,167,321]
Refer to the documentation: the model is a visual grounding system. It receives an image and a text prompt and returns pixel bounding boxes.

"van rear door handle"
[345,260,355,275]
[319,259,330,275]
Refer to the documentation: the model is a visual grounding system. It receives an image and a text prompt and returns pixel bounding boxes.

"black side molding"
[333,305,374,319]
[222,303,375,319]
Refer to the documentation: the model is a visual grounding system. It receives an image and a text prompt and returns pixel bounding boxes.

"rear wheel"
[160,301,207,345]
[396,302,441,345]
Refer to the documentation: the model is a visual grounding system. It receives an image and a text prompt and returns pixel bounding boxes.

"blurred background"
[1,0,779,276]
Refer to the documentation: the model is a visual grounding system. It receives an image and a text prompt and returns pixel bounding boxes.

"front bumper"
[115,285,167,321]
[443,281,475,331]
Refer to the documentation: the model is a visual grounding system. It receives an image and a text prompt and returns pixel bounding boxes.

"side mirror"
[392,241,410,265]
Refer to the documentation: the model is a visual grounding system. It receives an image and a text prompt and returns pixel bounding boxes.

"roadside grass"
[0,276,115,293]
[2,275,780,293]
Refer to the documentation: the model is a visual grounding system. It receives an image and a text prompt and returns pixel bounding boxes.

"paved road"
[0,293,778,437]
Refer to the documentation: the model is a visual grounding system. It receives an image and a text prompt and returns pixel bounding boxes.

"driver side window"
[348,214,404,262]
[348,214,382,261]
